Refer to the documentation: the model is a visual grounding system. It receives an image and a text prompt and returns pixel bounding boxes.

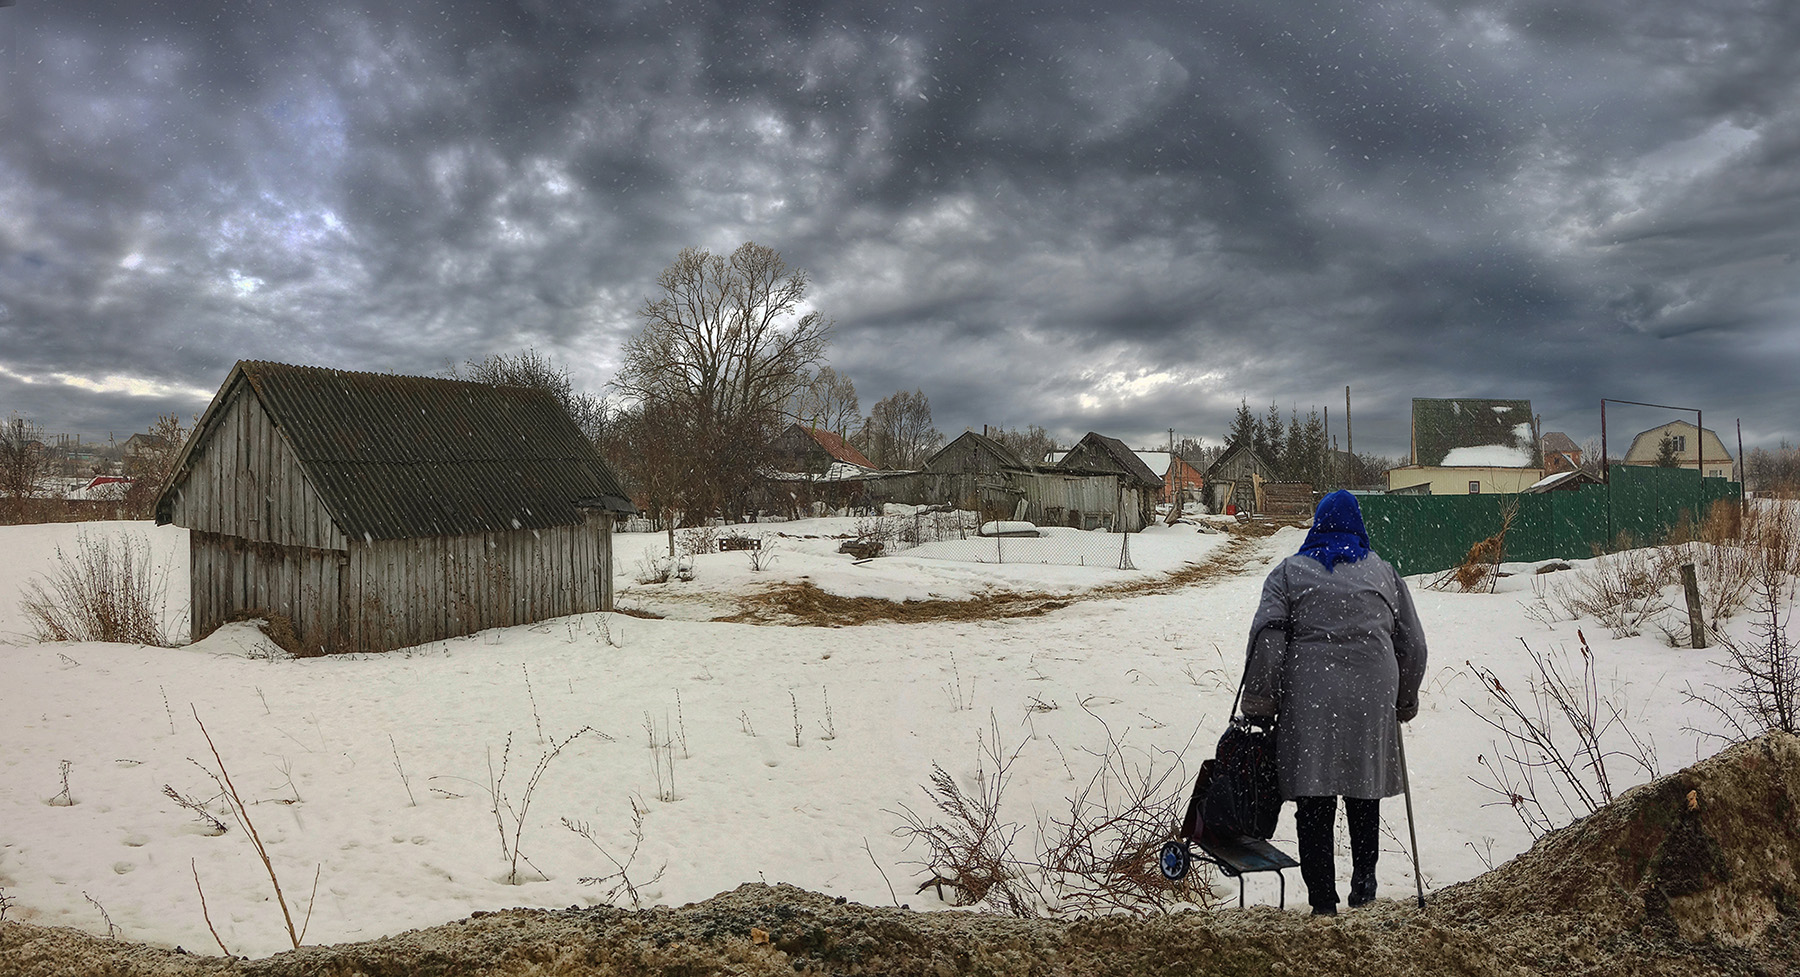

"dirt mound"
[5,733,1797,977]
[1434,730,1800,946]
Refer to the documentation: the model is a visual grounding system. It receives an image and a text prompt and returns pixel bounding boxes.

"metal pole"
[1397,721,1425,909]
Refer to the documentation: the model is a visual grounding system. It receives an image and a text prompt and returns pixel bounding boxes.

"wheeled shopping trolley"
[1159,830,1300,909]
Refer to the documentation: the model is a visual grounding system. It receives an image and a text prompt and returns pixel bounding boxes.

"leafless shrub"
[890,715,1040,916]
[1686,502,1799,739]
[1036,707,1213,915]
[943,650,974,712]
[677,524,722,557]
[82,891,119,939]
[745,538,777,572]
[0,885,15,922]
[1547,548,1676,638]
[563,798,667,909]
[634,548,675,584]
[491,727,602,884]
[1464,633,1659,838]
[789,690,803,748]
[818,686,837,740]
[892,711,1211,918]
[851,514,902,552]
[20,531,178,646]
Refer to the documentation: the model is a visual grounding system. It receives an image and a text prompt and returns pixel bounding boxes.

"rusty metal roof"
[163,361,633,540]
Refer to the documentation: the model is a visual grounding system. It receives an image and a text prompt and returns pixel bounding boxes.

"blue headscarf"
[1298,489,1371,571]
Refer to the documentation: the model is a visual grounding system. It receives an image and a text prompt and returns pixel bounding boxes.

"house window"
[1672,435,1687,452]
[1468,481,1481,494]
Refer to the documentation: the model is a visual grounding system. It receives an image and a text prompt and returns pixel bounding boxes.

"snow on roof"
[1440,443,1535,467]
[1529,470,1580,490]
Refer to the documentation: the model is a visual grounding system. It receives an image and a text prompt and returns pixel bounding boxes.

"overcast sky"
[2,0,1796,461]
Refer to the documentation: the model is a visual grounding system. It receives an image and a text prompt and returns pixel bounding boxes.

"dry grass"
[19,531,178,646]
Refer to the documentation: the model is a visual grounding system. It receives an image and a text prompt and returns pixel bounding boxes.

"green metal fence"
[1359,466,1742,577]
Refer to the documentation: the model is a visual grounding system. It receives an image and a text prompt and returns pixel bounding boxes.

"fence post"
[1680,563,1708,649]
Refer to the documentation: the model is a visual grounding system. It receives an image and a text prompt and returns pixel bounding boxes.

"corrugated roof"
[1410,398,1536,467]
[165,361,633,541]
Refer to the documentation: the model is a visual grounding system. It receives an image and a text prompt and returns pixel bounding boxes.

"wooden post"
[1680,563,1708,649]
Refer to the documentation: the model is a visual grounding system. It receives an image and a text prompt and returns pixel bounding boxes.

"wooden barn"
[156,361,635,654]
[1203,442,1277,515]
[1055,432,1164,528]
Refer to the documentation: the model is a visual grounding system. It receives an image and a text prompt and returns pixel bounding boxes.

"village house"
[1541,431,1583,475]
[1622,420,1735,479]
[761,423,883,516]
[1386,397,1543,494]
[156,361,634,654]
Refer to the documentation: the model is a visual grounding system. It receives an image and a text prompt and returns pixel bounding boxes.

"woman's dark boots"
[1296,796,1383,913]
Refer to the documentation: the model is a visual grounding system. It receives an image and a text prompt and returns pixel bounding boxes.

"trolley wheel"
[1159,840,1191,881]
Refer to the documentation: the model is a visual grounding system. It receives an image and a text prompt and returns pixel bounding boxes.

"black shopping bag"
[1199,719,1281,840]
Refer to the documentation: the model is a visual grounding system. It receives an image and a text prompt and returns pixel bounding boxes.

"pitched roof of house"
[1202,441,1273,480]
[1541,432,1580,455]
[1410,398,1536,467]
[925,430,1029,471]
[1060,432,1164,487]
[798,426,878,471]
[159,361,634,540]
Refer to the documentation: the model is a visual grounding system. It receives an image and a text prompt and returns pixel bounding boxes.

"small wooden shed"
[1057,432,1164,528]
[1203,442,1276,515]
[156,361,635,654]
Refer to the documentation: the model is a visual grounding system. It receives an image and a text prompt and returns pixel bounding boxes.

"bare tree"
[2,415,50,522]
[863,390,942,470]
[794,366,861,440]
[123,414,189,518]
[613,242,831,521]
[603,400,688,555]
[454,348,608,443]
[1577,435,1606,479]
[990,425,1055,466]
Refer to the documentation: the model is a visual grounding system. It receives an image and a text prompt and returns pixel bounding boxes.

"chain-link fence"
[857,509,1140,569]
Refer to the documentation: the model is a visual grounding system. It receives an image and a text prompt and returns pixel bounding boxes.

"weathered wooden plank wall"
[343,519,612,654]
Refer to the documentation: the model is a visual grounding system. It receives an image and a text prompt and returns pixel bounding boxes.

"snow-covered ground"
[0,514,1767,957]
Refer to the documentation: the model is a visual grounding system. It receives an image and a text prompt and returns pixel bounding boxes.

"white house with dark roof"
[1385,397,1543,495]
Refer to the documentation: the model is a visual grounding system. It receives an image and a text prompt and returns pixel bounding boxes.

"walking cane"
[1397,720,1426,909]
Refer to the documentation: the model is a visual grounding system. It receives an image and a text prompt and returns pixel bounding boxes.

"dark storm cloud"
[1,0,1796,460]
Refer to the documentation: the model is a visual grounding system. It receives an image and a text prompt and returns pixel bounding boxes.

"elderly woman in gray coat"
[1241,490,1428,916]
